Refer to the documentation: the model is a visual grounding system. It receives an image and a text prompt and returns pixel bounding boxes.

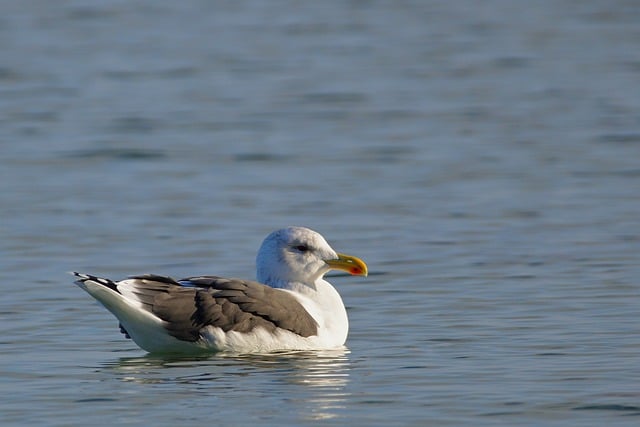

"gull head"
[256,226,368,287]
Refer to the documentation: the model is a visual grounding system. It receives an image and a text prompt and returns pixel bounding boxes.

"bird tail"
[72,272,119,292]
[71,272,190,353]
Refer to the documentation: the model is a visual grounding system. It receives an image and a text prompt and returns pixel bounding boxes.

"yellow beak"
[325,253,368,277]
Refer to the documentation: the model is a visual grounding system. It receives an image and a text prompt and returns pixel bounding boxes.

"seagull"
[73,226,368,354]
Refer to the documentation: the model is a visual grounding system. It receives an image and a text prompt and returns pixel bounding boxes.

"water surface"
[1,1,639,426]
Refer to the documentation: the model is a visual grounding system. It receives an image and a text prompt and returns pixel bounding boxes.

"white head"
[256,226,367,287]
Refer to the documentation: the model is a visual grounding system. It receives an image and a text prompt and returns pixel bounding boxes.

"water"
[2,1,640,425]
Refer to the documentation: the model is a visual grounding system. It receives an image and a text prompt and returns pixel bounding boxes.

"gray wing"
[127,274,318,342]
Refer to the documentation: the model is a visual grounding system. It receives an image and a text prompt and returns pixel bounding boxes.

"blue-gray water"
[1,1,639,426]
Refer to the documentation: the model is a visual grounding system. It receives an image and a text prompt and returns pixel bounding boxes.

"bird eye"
[295,245,309,252]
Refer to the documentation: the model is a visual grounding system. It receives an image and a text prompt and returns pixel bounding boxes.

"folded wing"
[125,274,319,342]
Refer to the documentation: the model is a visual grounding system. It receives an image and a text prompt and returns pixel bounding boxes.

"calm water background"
[1,1,639,426]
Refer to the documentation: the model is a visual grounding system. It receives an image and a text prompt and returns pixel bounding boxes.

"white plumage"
[74,227,368,354]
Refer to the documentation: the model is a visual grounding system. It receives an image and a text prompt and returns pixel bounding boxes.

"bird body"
[74,227,367,354]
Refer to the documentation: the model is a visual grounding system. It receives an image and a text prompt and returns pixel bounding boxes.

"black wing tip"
[127,274,181,285]
[72,271,119,291]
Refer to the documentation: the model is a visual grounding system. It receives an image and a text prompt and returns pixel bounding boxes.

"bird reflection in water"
[102,348,351,421]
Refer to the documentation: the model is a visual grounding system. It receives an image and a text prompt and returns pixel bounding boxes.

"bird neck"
[272,278,349,345]
[266,278,341,305]
[283,279,346,315]
[266,278,317,293]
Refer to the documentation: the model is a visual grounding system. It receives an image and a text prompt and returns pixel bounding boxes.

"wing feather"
[125,275,318,342]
